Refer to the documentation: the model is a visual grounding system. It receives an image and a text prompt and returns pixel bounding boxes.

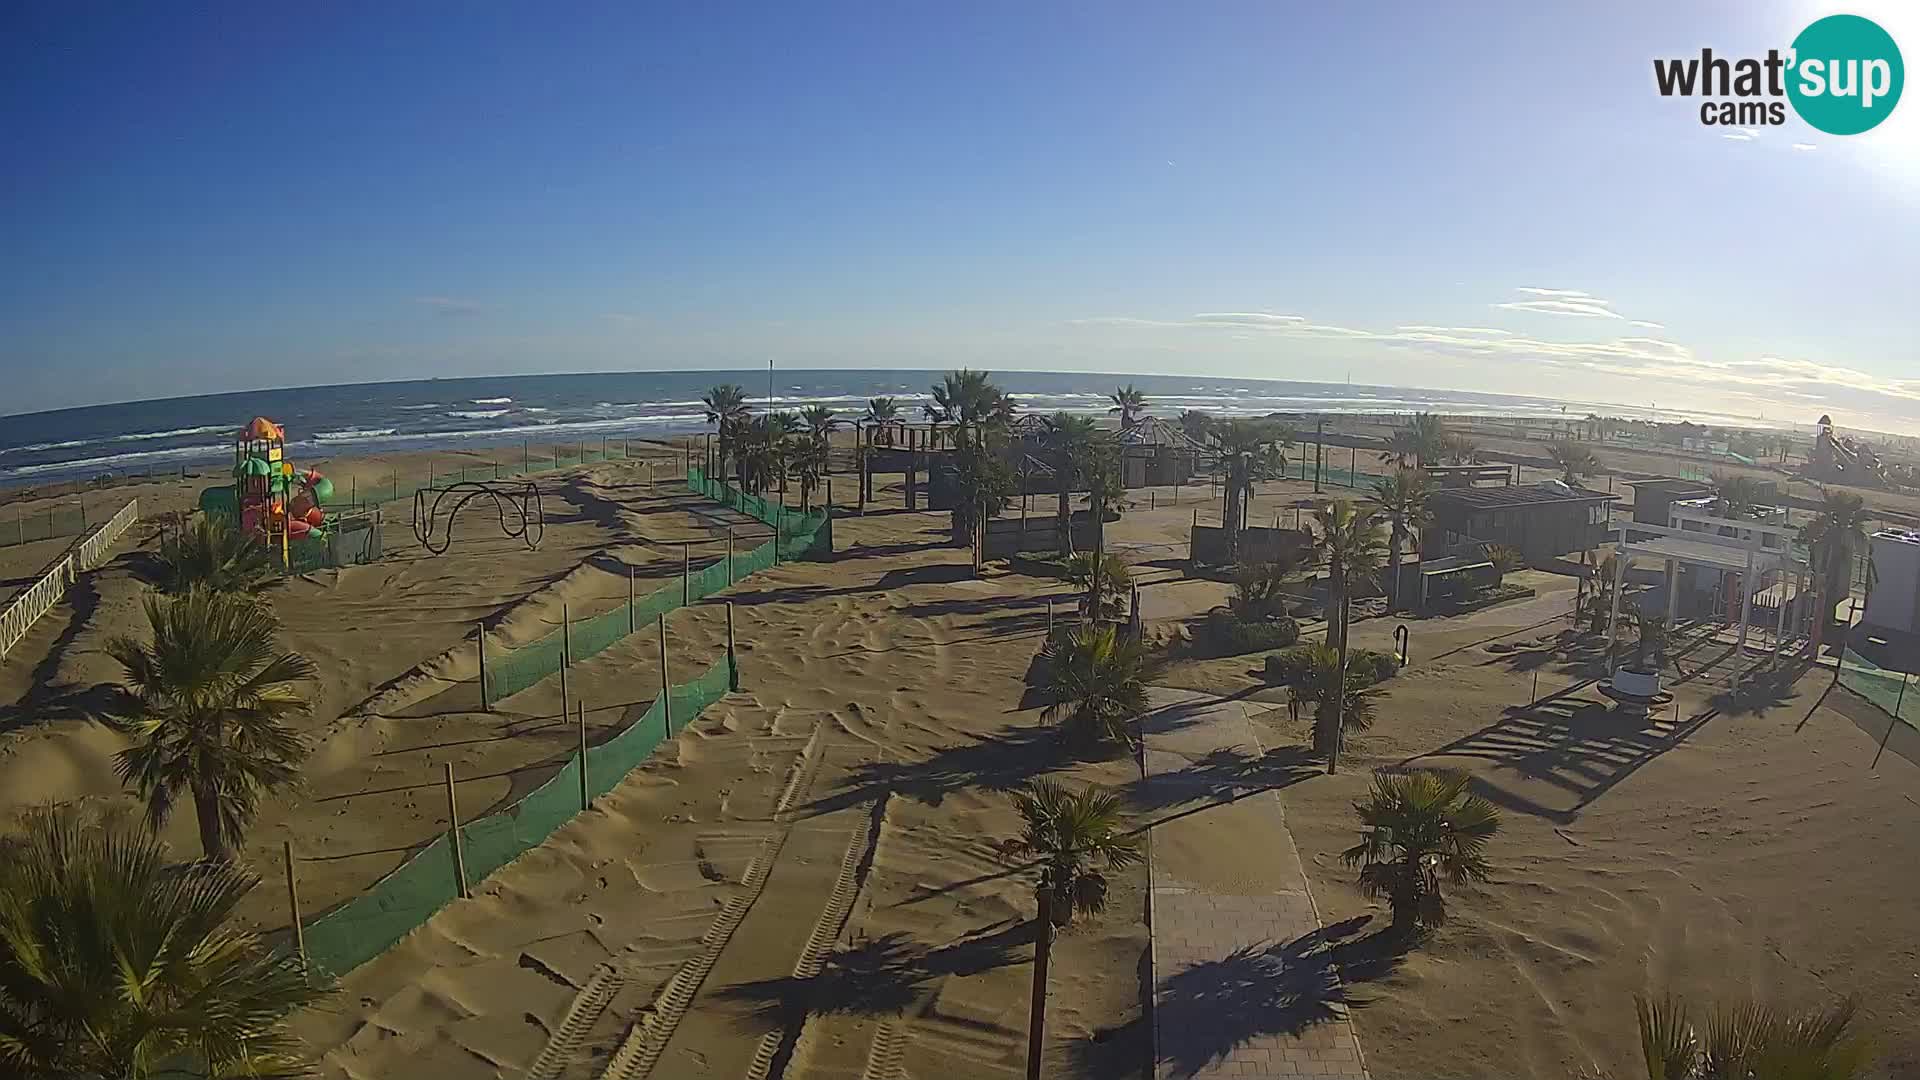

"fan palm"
[1282,643,1381,747]
[1210,419,1292,560]
[1340,769,1499,937]
[1621,994,1869,1079]
[1378,428,1422,469]
[1311,500,1387,768]
[1800,488,1874,656]
[1064,551,1131,623]
[1710,473,1764,520]
[156,514,280,595]
[1036,625,1158,745]
[1177,409,1216,443]
[737,412,795,497]
[927,371,1016,563]
[702,384,752,481]
[1004,780,1142,1080]
[1548,440,1601,486]
[1369,469,1431,610]
[862,397,901,446]
[1407,412,1450,468]
[1108,384,1148,430]
[95,590,316,861]
[1041,412,1100,556]
[0,810,328,1079]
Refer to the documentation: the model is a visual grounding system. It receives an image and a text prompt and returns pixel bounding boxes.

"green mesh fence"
[1839,647,1918,730]
[301,653,733,980]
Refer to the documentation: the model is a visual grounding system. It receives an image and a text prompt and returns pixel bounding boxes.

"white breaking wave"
[471,397,512,404]
[444,409,510,420]
[115,423,232,442]
[3,438,91,455]
[396,403,441,410]
[2,442,230,478]
[314,427,399,441]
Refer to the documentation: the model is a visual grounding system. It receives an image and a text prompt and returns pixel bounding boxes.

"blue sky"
[4,1,1917,430]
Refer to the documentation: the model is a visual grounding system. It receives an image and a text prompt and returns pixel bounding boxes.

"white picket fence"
[0,498,138,662]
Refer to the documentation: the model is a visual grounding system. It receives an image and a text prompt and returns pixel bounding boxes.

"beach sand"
[3,451,1917,1078]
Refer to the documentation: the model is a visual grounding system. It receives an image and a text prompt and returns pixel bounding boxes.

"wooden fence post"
[628,565,637,633]
[683,542,691,606]
[578,700,591,810]
[559,602,571,725]
[726,601,739,691]
[445,764,469,900]
[283,841,307,973]
[477,623,489,711]
[727,528,735,585]
[658,614,672,735]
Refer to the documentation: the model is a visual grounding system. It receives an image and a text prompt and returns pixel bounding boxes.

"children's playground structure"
[198,417,382,571]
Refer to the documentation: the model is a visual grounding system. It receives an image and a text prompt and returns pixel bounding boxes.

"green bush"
[1350,647,1401,683]
[1200,609,1299,656]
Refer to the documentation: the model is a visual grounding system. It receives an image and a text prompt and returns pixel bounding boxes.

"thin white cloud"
[1629,320,1665,329]
[1497,299,1622,318]
[1738,127,1762,138]
[1395,325,1513,336]
[1722,130,1756,141]
[1191,312,1307,326]
[415,295,482,316]
[1793,143,1818,151]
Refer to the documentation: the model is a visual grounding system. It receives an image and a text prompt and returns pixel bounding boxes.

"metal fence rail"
[0,498,137,662]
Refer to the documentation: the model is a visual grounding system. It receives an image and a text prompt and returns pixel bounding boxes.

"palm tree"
[1369,469,1431,610]
[737,412,795,497]
[702,384,751,481]
[0,810,328,1079]
[1800,488,1874,657]
[1442,433,1482,465]
[1041,412,1099,556]
[1004,780,1142,1080]
[1378,428,1421,468]
[1282,643,1381,748]
[927,370,1016,566]
[1065,551,1131,623]
[1108,384,1148,431]
[1622,994,1868,1080]
[1036,625,1157,745]
[1081,443,1125,596]
[1407,413,1449,467]
[1632,611,1669,670]
[862,397,902,447]
[1211,419,1292,560]
[1178,409,1216,443]
[95,590,316,861]
[1547,440,1601,486]
[1311,500,1388,769]
[1711,473,1764,519]
[1340,769,1499,938]
[793,404,839,511]
[156,514,279,595]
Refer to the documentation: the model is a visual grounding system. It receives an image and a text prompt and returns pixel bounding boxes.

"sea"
[0,369,1765,490]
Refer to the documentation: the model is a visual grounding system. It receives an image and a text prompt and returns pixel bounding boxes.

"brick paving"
[1143,691,1370,1080]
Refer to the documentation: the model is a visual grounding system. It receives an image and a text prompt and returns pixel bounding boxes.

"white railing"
[0,498,138,662]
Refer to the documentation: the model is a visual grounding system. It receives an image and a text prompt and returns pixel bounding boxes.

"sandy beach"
[3,447,1917,1079]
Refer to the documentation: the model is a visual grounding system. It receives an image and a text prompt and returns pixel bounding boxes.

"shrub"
[1265,643,1399,686]
[1200,609,1299,656]
[1229,556,1301,621]
[1487,544,1525,575]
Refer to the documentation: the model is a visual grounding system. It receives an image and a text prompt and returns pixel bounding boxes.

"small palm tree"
[702,384,752,480]
[1108,384,1148,430]
[1311,501,1387,767]
[862,397,901,446]
[1177,409,1215,443]
[95,590,316,861]
[0,809,327,1078]
[1340,769,1499,937]
[738,412,795,497]
[1407,412,1450,468]
[1065,551,1131,623]
[156,514,280,595]
[1283,643,1380,747]
[1443,433,1482,465]
[1800,489,1875,657]
[1004,780,1143,1080]
[1378,428,1422,469]
[1548,440,1601,486]
[1632,612,1669,670]
[1036,625,1157,745]
[1041,412,1100,556]
[1369,469,1431,610]
[927,371,1016,564]
[1229,555,1299,621]
[1710,473,1764,519]
[1621,994,1869,1079]
[1209,419,1292,559]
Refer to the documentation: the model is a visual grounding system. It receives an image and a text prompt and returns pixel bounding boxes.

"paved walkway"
[1142,689,1370,1080]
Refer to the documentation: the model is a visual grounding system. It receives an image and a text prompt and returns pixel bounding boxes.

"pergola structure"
[1605,516,1808,672]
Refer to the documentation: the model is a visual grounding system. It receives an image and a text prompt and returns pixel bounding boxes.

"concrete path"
[1142,690,1370,1080]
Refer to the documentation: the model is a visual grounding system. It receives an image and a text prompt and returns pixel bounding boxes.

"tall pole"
[445,764,469,900]
[628,565,637,633]
[578,699,591,810]
[658,614,672,735]
[283,841,307,973]
[726,601,739,691]
[727,527,735,585]
[477,623,489,711]
[683,542,691,605]
[559,601,571,727]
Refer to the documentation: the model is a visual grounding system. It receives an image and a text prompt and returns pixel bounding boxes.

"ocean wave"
[115,424,233,442]
[396,403,441,410]
[3,438,92,455]
[2,442,230,478]
[314,427,399,441]
[445,409,510,420]
[471,397,512,404]
[281,412,712,452]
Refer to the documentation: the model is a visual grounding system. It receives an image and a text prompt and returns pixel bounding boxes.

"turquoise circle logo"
[1787,14,1903,135]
